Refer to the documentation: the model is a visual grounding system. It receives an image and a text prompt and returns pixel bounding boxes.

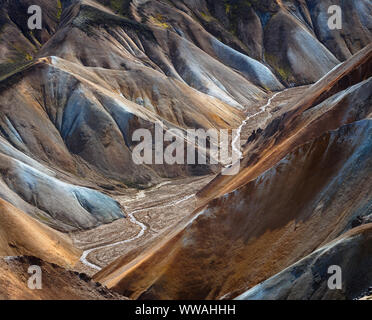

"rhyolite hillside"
[0,0,371,300]
[95,44,372,300]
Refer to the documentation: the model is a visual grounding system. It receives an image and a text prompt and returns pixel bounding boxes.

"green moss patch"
[74,4,155,40]
[96,0,132,17]
[264,52,292,82]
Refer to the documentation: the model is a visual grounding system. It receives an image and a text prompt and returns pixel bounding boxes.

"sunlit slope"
[0,256,126,300]
[0,198,81,268]
[95,47,372,299]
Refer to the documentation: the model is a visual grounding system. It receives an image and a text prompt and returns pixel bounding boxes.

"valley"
[0,0,371,301]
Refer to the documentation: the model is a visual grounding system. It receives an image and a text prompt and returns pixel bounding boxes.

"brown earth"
[0,256,126,300]
[0,198,80,268]
[95,46,372,300]
[238,224,372,300]
[0,0,371,300]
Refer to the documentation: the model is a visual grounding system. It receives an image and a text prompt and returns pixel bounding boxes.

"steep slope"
[0,115,126,232]
[237,224,372,300]
[38,1,269,107]
[132,0,371,85]
[96,119,372,299]
[0,0,62,76]
[94,47,372,300]
[0,0,371,300]
[0,198,81,268]
[1,0,249,187]
[1,0,371,231]
[0,0,258,231]
[0,256,126,300]
[199,44,372,202]
[136,0,338,86]
[0,149,125,232]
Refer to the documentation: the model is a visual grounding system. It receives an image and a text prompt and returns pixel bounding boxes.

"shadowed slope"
[94,47,372,299]
[0,0,250,232]
[96,119,372,299]
[141,0,371,85]
[237,224,372,300]
[0,0,371,300]
[0,0,62,77]
[198,44,372,203]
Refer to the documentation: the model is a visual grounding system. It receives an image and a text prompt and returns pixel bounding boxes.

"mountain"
[0,198,80,268]
[237,224,372,300]
[0,255,126,299]
[94,44,372,300]
[0,0,370,231]
[0,0,371,300]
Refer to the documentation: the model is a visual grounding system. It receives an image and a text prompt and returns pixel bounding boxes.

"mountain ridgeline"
[0,0,371,300]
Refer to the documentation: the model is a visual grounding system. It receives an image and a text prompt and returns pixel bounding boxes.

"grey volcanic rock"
[0,256,127,300]
[0,151,125,231]
[169,0,371,85]
[98,118,372,300]
[237,224,372,300]
[308,0,372,61]
[211,38,284,91]
[264,10,340,85]
[0,0,62,74]
[0,0,371,300]
[95,47,372,300]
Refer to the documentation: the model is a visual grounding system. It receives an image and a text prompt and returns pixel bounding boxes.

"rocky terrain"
[0,198,80,268]
[0,0,371,300]
[94,46,372,300]
[0,255,126,299]
[237,224,372,300]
